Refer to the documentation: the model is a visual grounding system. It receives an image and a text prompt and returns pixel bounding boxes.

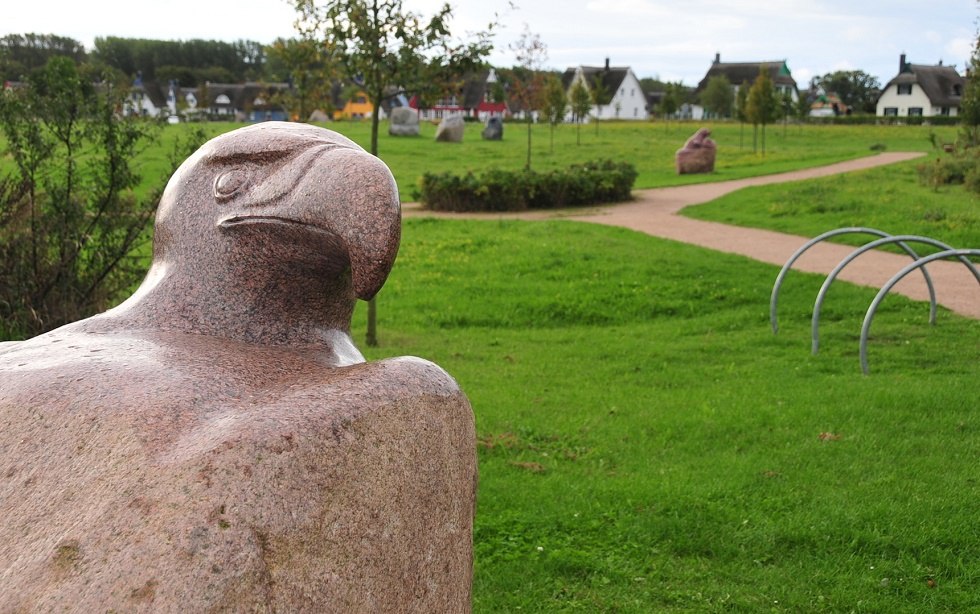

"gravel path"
[403,152,980,319]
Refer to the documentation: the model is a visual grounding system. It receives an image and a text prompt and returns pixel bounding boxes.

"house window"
[883,107,898,116]
[940,107,950,116]
[897,84,912,95]
[908,107,923,116]
[953,84,963,96]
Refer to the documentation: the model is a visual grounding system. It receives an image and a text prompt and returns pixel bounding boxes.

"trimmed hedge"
[416,160,638,212]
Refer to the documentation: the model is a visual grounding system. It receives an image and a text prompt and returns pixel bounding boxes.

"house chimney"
[714,52,720,64]
[900,53,906,72]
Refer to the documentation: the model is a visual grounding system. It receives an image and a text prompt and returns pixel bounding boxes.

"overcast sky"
[5,0,977,87]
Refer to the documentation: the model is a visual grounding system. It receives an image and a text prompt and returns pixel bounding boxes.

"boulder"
[481,116,504,140]
[675,127,717,174]
[435,115,465,143]
[388,107,420,136]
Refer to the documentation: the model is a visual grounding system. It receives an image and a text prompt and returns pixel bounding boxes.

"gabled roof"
[561,64,630,95]
[696,56,797,92]
[885,62,964,107]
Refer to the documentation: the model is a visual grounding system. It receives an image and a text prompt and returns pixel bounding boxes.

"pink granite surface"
[675,127,717,174]
[0,122,476,612]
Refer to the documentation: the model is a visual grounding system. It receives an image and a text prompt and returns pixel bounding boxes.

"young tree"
[569,79,591,145]
[0,57,204,340]
[540,74,568,153]
[794,89,811,133]
[700,74,733,119]
[746,67,777,154]
[590,73,612,134]
[658,82,681,132]
[734,80,749,149]
[510,25,547,170]
[293,0,496,346]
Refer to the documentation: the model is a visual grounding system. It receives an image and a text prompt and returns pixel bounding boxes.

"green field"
[149,119,959,202]
[3,119,978,610]
[357,218,978,612]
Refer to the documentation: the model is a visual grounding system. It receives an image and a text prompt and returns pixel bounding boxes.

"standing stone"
[388,106,420,136]
[481,116,504,140]
[0,122,476,613]
[675,127,717,174]
[435,115,466,143]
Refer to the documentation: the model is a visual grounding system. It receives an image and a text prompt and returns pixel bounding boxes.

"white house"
[876,54,965,118]
[561,59,648,121]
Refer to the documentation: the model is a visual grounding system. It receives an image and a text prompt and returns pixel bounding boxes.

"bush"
[416,160,637,212]
[916,146,980,194]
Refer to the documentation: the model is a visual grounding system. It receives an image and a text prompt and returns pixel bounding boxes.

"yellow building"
[333,90,374,120]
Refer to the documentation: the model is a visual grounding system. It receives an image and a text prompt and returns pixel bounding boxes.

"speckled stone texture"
[675,127,717,174]
[0,122,476,612]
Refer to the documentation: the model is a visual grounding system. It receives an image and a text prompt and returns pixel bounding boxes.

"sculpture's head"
[154,122,401,300]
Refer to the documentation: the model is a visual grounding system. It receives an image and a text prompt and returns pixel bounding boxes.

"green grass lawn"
[3,119,976,610]
[153,120,958,202]
[357,219,979,612]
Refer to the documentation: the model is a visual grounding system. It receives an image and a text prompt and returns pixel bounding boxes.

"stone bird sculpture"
[0,122,476,612]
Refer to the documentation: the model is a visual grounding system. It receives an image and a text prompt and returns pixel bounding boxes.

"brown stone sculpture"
[675,127,717,174]
[0,122,476,612]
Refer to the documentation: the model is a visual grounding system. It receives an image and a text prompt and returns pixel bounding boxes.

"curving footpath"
[403,152,979,319]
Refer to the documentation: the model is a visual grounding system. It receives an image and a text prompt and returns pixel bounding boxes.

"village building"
[561,59,648,120]
[876,54,964,118]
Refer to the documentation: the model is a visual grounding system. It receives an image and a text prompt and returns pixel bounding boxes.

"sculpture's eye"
[214,167,249,200]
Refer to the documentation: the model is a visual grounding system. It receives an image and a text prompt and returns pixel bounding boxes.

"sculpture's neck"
[101,257,361,355]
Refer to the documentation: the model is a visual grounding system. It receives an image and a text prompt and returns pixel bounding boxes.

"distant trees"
[811,70,881,114]
[700,74,733,119]
[92,37,267,86]
[0,34,87,82]
[0,57,204,340]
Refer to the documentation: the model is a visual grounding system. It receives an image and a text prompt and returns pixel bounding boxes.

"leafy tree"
[293,0,496,346]
[794,89,811,133]
[510,25,547,170]
[734,80,750,149]
[540,75,568,153]
[0,57,204,340]
[812,70,881,114]
[658,82,682,131]
[590,73,612,134]
[569,79,591,145]
[746,67,778,154]
[961,32,980,146]
[266,37,335,121]
[700,74,733,119]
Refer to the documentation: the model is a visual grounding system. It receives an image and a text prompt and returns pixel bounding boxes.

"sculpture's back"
[0,122,476,612]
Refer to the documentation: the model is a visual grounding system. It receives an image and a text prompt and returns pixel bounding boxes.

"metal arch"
[860,249,980,375]
[810,234,971,354]
[771,227,895,335]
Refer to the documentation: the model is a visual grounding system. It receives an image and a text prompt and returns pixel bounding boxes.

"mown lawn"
[149,120,958,201]
[356,219,978,612]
